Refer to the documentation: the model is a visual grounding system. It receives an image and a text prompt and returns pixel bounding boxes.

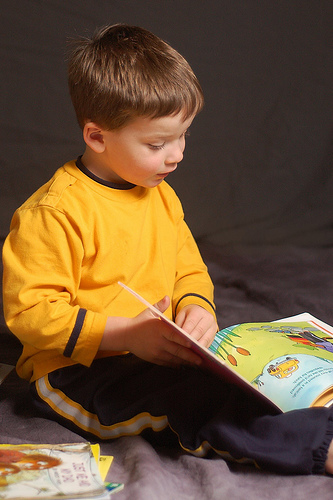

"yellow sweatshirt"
[2,160,215,382]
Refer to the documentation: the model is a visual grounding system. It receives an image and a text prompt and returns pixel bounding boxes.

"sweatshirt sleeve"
[171,207,216,320]
[2,204,107,368]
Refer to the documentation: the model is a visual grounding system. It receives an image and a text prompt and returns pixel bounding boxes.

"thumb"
[153,295,170,314]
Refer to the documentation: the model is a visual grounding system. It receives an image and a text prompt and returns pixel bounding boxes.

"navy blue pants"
[30,355,333,475]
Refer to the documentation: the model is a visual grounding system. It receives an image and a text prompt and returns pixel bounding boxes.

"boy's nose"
[166,145,184,165]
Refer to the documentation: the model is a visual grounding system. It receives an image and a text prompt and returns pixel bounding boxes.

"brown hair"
[68,24,204,130]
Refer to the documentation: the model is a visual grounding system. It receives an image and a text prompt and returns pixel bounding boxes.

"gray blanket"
[1,243,333,499]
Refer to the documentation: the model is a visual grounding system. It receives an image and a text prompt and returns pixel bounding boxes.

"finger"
[153,295,170,313]
[196,325,217,348]
[144,296,170,320]
[174,308,186,328]
[180,315,207,340]
[160,343,202,367]
[178,309,217,343]
[164,324,193,349]
[175,308,204,338]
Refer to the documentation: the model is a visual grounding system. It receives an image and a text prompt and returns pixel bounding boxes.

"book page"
[119,282,333,413]
[209,320,333,412]
[118,282,281,412]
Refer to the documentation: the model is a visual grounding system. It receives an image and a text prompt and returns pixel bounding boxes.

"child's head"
[68,24,204,130]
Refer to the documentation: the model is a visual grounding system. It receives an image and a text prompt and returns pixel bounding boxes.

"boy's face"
[86,113,194,188]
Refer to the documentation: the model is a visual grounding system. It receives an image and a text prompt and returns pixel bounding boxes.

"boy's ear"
[83,122,106,153]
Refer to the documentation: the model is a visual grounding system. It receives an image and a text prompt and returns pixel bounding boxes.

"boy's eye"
[148,143,166,150]
[147,131,189,151]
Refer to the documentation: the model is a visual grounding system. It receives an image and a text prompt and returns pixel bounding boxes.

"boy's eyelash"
[148,131,190,150]
[149,143,166,150]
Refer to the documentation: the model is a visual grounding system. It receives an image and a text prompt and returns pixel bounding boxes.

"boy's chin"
[140,178,165,188]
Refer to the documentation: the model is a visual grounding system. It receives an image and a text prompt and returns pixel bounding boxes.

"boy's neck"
[81,148,131,186]
[76,156,135,190]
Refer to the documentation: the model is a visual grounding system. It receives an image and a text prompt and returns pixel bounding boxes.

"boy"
[2,24,333,475]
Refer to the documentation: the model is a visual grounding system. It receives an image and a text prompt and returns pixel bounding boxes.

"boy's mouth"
[157,167,177,178]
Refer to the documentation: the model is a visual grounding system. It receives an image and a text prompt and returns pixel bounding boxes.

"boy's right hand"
[127,296,203,367]
[100,296,202,367]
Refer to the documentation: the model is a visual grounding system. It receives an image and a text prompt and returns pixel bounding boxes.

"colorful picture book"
[0,442,123,499]
[119,282,333,413]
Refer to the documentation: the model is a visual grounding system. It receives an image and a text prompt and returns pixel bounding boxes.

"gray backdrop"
[1,1,333,245]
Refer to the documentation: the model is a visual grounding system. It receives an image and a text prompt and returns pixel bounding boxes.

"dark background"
[1,0,333,246]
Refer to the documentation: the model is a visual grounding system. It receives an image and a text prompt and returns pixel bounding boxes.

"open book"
[119,282,333,413]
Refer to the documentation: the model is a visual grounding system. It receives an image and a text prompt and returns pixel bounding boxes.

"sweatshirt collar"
[76,156,136,190]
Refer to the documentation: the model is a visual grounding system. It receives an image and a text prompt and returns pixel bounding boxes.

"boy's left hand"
[175,305,218,348]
